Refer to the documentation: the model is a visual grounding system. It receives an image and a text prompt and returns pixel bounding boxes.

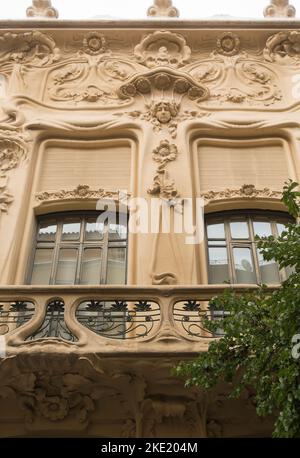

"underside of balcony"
[0,285,274,437]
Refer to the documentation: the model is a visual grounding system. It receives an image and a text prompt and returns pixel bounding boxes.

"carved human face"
[155,103,172,124]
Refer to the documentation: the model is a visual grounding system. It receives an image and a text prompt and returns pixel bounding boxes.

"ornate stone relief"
[82,32,109,56]
[148,140,180,201]
[134,31,191,69]
[0,177,13,215]
[216,32,241,57]
[201,184,282,204]
[0,138,27,174]
[26,0,59,18]
[0,354,119,427]
[118,69,209,137]
[0,29,287,110]
[0,31,60,67]
[0,121,29,219]
[264,31,300,63]
[35,185,120,204]
[189,34,282,107]
[46,32,138,106]
[264,0,296,18]
[147,0,179,18]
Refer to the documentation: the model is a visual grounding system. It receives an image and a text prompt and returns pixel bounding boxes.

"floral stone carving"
[26,1,59,18]
[216,32,241,57]
[264,31,300,62]
[82,32,109,56]
[35,185,120,203]
[264,0,296,18]
[134,31,191,68]
[201,185,282,204]
[0,31,60,66]
[147,0,179,18]
[148,140,180,201]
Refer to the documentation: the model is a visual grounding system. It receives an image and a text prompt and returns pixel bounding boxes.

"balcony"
[0,284,276,356]
[0,285,276,438]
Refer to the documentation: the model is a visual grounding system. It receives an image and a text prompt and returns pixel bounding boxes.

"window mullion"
[224,220,235,284]
[249,216,261,284]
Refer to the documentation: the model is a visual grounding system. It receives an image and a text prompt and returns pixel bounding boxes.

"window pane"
[80,249,102,284]
[31,249,54,284]
[257,249,280,284]
[207,223,225,239]
[230,221,249,239]
[62,221,81,241]
[233,248,256,284]
[38,221,57,242]
[85,218,104,241]
[253,221,272,238]
[106,248,126,284]
[208,247,230,283]
[109,223,127,241]
[277,223,287,236]
[55,248,78,285]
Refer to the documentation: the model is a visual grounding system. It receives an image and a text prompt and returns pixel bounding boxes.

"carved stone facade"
[26,1,59,18]
[0,12,299,438]
[264,1,296,18]
[147,1,179,18]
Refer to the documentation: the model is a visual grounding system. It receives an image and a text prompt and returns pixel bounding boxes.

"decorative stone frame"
[10,136,137,286]
[189,131,297,284]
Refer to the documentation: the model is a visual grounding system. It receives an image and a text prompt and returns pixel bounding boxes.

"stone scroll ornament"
[26,0,59,18]
[263,0,296,17]
[147,0,179,17]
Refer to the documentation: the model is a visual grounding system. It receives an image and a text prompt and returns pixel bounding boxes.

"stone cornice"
[0,19,299,30]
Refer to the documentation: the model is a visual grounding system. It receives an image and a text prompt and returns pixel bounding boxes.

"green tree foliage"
[175,180,300,438]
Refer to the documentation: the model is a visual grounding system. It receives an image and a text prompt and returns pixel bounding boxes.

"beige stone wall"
[0,22,300,286]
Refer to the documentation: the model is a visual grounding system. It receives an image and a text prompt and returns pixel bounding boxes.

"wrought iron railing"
[0,285,278,352]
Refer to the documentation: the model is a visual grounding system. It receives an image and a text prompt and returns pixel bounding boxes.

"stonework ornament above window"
[264,0,296,18]
[26,0,59,19]
[134,31,191,68]
[35,185,120,204]
[147,0,179,18]
[201,185,282,204]
[0,139,27,174]
[82,32,109,56]
[264,31,300,62]
[216,33,241,57]
[0,31,60,66]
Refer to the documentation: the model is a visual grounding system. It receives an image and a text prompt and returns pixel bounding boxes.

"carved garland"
[201,184,282,204]
[35,185,122,203]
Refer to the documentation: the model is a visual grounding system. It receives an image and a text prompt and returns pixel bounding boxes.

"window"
[206,211,293,285]
[30,212,127,285]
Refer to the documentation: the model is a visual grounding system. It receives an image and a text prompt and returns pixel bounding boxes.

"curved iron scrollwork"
[76,299,161,339]
[0,301,35,335]
[27,300,76,342]
[173,300,228,338]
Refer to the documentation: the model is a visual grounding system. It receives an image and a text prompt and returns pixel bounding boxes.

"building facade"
[0,1,299,437]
